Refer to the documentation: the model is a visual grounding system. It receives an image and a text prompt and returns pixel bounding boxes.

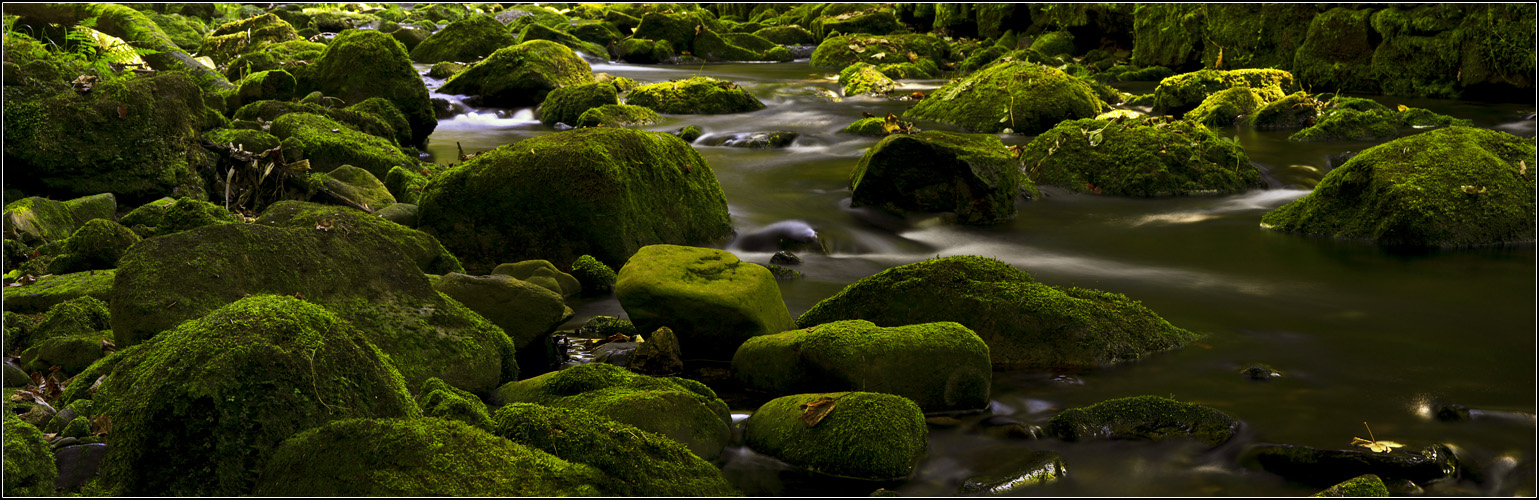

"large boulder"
[810,33,950,68]
[307,29,436,146]
[626,76,766,115]
[254,201,463,275]
[904,60,1106,135]
[1262,127,1535,246]
[1018,117,1262,196]
[416,128,733,272]
[4,196,87,245]
[1185,86,1276,127]
[75,296,420,496]
[46,219,140,274]
[537,82,618,127]
[733,320,991,411]
[1243,443,1458,488]
[1,270,115,314]
[110,218,514,394]
[617,245,795,361]
[3,72,215,203]
[518,23,608,59]
[198,13,299,67]
[797,256,1199,370]
[1292,8,1379,94]
[2,413,55,497]
[439,40,595,108]
[743,392,927,481]
[850,131,1029,224]
[1249,91,1321,130]
[270,113,418,179]
[256,417,603,496]
[1151,68,1299,115]
[492,403,740,496]
[409,14,519,63]
[1047,395,1241,447]
[233,98,411,148]
[432,273,572,375]
[493,363,733,461]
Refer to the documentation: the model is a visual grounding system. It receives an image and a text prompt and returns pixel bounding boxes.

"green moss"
[850,131,1031,223]
[1456,4,1537,92]
[743,392,927,480]
[569,254,617,296]
[811,8,901,40]
[427,61,468,79]
[4,196,81,245]
[613,38,675,64]
[1288,108,1399,142]
[28,295,110,349]
[561,20,624,48]
[1130,5,1203,68]
[1046,395,1240,447]
[255,200,462,275]
[417,376,492,430]
[308,29,436,146]
[798,256,1198,369]
[257,417,603,496]
[431,273,569,374]
[538,82,619,127]
[491,260,581,298]
[734,320,991,411]
[271,113,417,178]
[576,316,637,338]
[223,39,327,81]
[632,11,709,52]
[1151,69,1299,115]
[384,166,429,205]
[494,363,733,461]
[146,12,208,50]
[1023,117,1259,196]
[1185,86,1272,127]
[1370,21,1460,97]
[199,14,300,66]
[1313,474,1390,497]
[226,69,297,110]
[753,25,814,45]
[159,197,238,235]
[492,403,740,496]
[318,165,397,209]
[811,33,950,68]
[1199,4,1318,72]
[20,329,112,375]
[416,128,732,272]
[1292,8,1379,93]
[694,27,784,61]
[441,40,595,108]
[840,117,889,137]
[1249,91,1319,130]
[905,61,1106,135]
[2,413,56,497]
[574,104,662,128]
[85,295,419,496]
[234,99,407,148]
[838,62,896,96]
[204,128,282,153]
[627,76,766,115]
[519,22,608,59]
[615,244,795,360]
[877,59,940,79]
[1032,30,1076,57]
[1,269,116,315]
[1262,127,1536,246]
[47,219,140,274]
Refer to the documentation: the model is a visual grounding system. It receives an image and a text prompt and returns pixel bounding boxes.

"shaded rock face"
[742,391,928,481]
[417,128,733,273]
[904,60,1105,135]
[850,131,1028,224]
[432,272,572,376]
[1046,395,1241,447]
[1244,443,1459,488]
[617,245,796,362]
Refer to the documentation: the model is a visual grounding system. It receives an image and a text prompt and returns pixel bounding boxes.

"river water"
[420,60,1536,496]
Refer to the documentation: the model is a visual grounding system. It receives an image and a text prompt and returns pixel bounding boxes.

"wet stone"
[770,251,803,265]
[1241,363,1282,380]
[958,449,1067,495]
[54,442,108,492]
[1243,443,1459,488]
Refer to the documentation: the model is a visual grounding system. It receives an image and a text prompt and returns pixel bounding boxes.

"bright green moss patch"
[417,376,492,430]
[743,392,927,480]
[257,417,603,496]
[47,219,140,274]
[2,412,56,497]
[569,254,617,296]
[199,13,299,66]
[616,244,795,361]
[1185,86,1273,127]
[1021,117,1261,197]
[811,33,949,68]
[627,76,766,115]
[1314,474,1390,497]
[158,197,238,235]
[519,22,608,59]
[1249,91,1320,130]
[4,196,82,245]
[850,131,1031,223]
[538,82,619,127]
[270,112,418,178]
[1151,68,1299,115]
[613,38,674,64]
[441,40,595,108]
[1,269,116,314]
[1047,395,1240,447]
[905,61,1106,135]
[1262,127,1536,246]
[838,62,896,96]
[574,104,662,128]
[1288,108,1399,142]
[410,14,518,63]
[308,29,436,146]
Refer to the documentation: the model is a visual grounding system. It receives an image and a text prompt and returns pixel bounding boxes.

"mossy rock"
[613,38,675,64]
[270,113,417,179]
[838,62,896,96]
[1151,68,1299,115]
[204,128,282,153]
[492,403,740,496]
[1314,474,1390,497]
[743,392,927,481]
[254,201,462,274]
[569,254,616,296]
[427,61,468,79]
[877,60,941,79]
[538,82,619,127]
[2,413,56,497]
[616,245,795,361]
[226,69,297,111]
[416,376,492,430]
[199,13,299,67]
[850,131,1030,224]
[1197,4,1319,72]
[1292,8,1379,94]
[1262,127,1536,246]
[30,296,112,346]
[839,117,891,137]
[146,12,207,51]
[1129,5,1203,68]
[4,196,82,245]
[1032,30,1076,57]
[432,272,571,375]
[344,97,415,148]
[957,447,1067,495]
[811,8,901,40]
[574,104,662,128]
[1,270,115,314]
[733,320,990,411]
[1186,86,1274,127]
[409,14,518,63]
[20,329,112,376]
[256,417,602,496]
[416,128,733,273]
[319,165,396,209]
[440,40,595,108]
[905,61,1106,135]
[797,256,1198,370]
[1046,395,1240,447]
[158,197,238,235]
[494,362,733,461]
[46,219,140,274]
[810,33,949,68]
[1021,117,1261,196]
[1249,91,1320,130]
[491,260,581,298]
[110,217,512,394]
[222,39,327,81]
[4,72,215,203]
[693,27,788,62]
[1370,27,1460,98]
[81,296,419,496]
[383,165,429,205]
[62,193,116,226]
[308,29,436,146]
[233,99,409,148]
[561,20,624,48]
[1287,108,1399,142]
[1454,4,1537,94]
[627,76,766,115]
[1244,443,1458,489]
[754,25,814,45]
[519,22,608,59]
[631,11,709,52]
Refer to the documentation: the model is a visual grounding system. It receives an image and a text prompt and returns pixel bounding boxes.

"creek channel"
[419,59,1536,496]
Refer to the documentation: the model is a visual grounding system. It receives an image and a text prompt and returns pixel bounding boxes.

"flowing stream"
[420,60,1536,496]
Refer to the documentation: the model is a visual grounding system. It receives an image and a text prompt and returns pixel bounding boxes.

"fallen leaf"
[1351,422,1404,453]
[316,219,334,231]
[92,414,113,436]
[1396,104,1410,112]
[799,396,838,426]
[116,104,127,119]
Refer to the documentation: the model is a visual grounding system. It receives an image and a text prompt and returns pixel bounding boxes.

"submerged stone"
[905,60,1105,135]
[851,131,1029,224]
[743,392,927,481]
[1046,395,1241,447]
[1020,117,1262,197]
[617,245,795,362]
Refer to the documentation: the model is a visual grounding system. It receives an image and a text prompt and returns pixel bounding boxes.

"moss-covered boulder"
[440,40,595,108]
[1249,91,1320,129]
[812,8,902,39]
[734,320,990,411]
[254,201,462,274]
[1244,443,1458,488]
[417,128,733,272]
[205,127,282,153]
[491,260,581,298]
[519,22,608,59]
[1454,4,1537,96]
[4,72,215,203]
[111,219,513,394]
[198,14,299,67]
[29,295,111,345]
[226,69,297,111]
[850,131,1029,224]
[905,61,1106,135]
[270,113,417,179]
[693,27,789,62]
[4,196,82,245]
[538,82,618,127]
[798,256,1198,369]
[62,192,116,226]
[494,363,733,461]
[1287,108,1399,142]
[223,39,327,81]
[1020,117,1261,196]
[626,76,766,115]
[2,413,56,497]
[1262,127,1535,246]
[616,245,795,362]
[612,38,675,64]
[432,272,571,375]
[569,254,617,296]
[838,62,896,96]
[574,104,662,128]
[754,25,815,45]
[410,14,519,63]
[20,329,112,376]
[156,197,238,235]
[743,392,927,480]
[1292,8,1379,93]
[1047,395,1240,447]
[1151,68,1299,115]
[631,11,709,52]
[308,29,436,146]
[233,99,410,148]
[1186,86,1275,127]
[492,403,739,496]
[78,295,419,496]
[146,12,207,51]
[318,165,396,209]
[1,270,115,314]
[1314,474,1390,497]
[45,219,139,274]
[811,33,950,68]
[256,417,602,496]
[416,376,492,430]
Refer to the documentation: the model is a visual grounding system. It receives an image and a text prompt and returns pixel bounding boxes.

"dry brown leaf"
[92,414,113,436]
[799,396,838,427]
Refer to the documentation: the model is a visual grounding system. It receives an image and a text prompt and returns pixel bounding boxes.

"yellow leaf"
[1397,104,1410,112]
[1351,422,1404,453]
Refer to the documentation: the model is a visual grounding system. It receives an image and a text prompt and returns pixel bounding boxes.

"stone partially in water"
[904,60,1105,135]
[838,62,896,96]
[627,76,766,115]
[958,447,1067,495]
[630,326,685,376]
[537,82,619,128]
[1046,395,1241,447]
[1243,443,1459,488]
[742,391,927,481]
[409,14,519,64]
[617,245,795,361]
[440,40,594,109]
[851,131,1030,224]
[1019,117,1262,197]
[698,131,800,149]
